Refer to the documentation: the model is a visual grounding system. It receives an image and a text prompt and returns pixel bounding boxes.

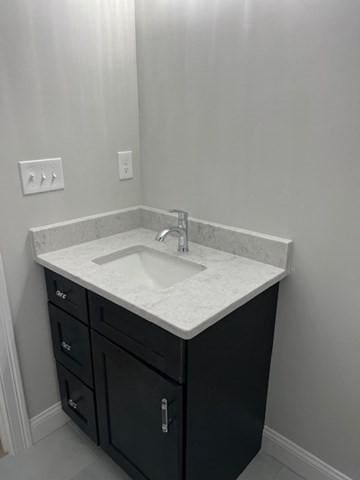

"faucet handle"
[169,209,189,221]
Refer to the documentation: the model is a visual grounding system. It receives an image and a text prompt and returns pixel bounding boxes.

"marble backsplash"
[30,207,141,256]
[30,205,292,270]
[140,207,292,270]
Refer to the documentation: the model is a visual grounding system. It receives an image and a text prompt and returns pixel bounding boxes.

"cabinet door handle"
[161,398,168,433]
[61,341,72,352]
[68,399,78,410]
[56,289,68,300]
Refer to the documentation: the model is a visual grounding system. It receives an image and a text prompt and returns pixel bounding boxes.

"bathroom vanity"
[31,206,292,480]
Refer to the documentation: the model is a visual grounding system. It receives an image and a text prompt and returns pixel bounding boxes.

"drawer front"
[88,292,185,384]
[56,363,98,443]
[45,269,88,323]
[49,303,93,387]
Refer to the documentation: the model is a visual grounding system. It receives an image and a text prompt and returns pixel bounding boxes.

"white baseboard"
[30,402,69,444]
[262,426,352,480]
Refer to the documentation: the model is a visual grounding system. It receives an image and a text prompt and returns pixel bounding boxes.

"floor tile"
[0,422,300,480]
[71,449,131,480]
[276,467,305,480]
[238,452,284,480]
[0,424,97,480]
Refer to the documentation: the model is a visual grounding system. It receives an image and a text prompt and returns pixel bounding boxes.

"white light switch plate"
[118,151,134,180]
[18,158,64,195]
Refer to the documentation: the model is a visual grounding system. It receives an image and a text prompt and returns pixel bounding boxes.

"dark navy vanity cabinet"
[45,268,279,480]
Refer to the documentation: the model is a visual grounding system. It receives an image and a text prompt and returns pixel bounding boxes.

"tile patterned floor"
[0,424,305,480]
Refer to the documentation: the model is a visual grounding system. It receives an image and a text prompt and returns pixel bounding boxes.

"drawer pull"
[68,399,78,410]
[56,290,68,300]
[61,341,72,352]
[161,398,168,433]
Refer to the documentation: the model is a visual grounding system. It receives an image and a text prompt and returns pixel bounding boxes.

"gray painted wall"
[135,0,360,477]
[1,1,359,475]
[0,0,141,417]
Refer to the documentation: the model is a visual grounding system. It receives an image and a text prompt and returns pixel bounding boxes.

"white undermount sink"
[92,245,206,289]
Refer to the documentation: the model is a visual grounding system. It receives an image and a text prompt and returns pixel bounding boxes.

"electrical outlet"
[18,158,64,195]
[118,151,134,180]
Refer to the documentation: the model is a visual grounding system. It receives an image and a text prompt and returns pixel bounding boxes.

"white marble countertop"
[34,227,288,339]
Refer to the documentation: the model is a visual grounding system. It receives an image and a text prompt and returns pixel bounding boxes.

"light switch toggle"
[18,158,65,195]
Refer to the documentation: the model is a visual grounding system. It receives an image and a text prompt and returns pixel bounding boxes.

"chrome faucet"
[156,209,189,253]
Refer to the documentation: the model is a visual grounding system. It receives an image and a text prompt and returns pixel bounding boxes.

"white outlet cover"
[18,158,65,195]
[118,151,134,180]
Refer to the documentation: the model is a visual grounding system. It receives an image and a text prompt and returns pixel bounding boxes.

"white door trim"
[0,253,32,454]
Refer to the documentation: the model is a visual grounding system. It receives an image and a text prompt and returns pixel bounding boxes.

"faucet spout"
[155,210,190,253]
[155,227,181,242]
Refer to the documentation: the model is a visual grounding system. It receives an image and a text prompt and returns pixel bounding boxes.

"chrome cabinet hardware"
[61,341,72,352]
[68,399,78,410]
[161,398,169,433]
[56,289,68,300]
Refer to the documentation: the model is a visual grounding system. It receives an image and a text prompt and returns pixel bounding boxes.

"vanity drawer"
[57,363,98,443]
[45,269,88,323]
[88,292,186,384]
[49,303,93,387]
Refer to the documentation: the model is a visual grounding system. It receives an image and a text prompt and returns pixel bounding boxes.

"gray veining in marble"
[140,206,292,270]
[31,205,292,270]
[30,207,141,256]
[30,206,292,338]
[32,228,288,339]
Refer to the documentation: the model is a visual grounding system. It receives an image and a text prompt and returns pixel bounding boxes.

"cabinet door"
[92,332,183,480]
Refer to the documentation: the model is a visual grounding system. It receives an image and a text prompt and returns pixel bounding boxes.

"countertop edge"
[35,254,287,340]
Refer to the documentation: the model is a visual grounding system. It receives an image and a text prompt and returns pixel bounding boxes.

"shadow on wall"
[0,439,7,459]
